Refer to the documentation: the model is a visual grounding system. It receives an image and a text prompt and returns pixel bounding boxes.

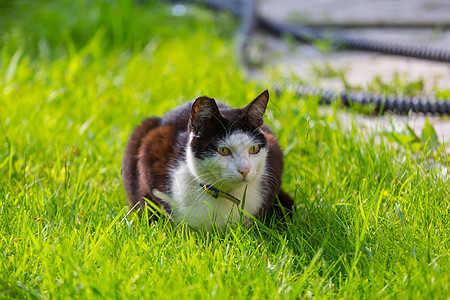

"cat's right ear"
[189,96,222,134]
[245,90,269,128]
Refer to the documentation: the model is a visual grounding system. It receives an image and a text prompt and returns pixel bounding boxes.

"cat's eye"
[217,147,231,156]
[249,145,260,154]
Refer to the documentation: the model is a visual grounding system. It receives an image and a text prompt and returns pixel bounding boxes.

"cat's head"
[187,90,269,191]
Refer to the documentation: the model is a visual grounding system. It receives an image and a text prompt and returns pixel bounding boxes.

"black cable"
[291,86,450,115]
[235,0,257,67]
[259,20,450,63]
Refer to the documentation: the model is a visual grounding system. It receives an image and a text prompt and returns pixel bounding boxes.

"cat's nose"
[238,165,250,179]
[238,169,250,179]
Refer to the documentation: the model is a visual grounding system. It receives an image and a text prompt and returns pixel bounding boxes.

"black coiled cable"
[292,86,450,115]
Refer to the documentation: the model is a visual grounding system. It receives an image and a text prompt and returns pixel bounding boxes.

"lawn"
[1,0,449,298]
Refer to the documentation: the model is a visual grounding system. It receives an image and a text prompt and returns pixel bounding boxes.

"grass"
[1,0,449,298]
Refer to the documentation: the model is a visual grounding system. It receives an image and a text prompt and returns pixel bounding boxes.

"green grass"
[1,0,449,298]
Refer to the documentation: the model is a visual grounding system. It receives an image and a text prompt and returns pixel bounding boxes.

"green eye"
[249,145,260,154]
[217,147,231,156]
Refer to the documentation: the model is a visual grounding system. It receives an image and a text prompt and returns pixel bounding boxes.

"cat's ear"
[245,90,269,127]
[189,96,222,134]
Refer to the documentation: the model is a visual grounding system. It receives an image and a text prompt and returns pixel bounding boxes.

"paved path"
[255,0,450,144]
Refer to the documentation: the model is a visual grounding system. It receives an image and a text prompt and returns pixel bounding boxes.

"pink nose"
[238,168,250,179]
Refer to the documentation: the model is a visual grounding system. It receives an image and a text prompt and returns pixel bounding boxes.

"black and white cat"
[122,90,292,230]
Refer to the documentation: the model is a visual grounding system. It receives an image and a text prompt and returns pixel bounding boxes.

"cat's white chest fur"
[163,131,267,230]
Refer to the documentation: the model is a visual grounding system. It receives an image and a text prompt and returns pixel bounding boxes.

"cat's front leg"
[150,188,176,221]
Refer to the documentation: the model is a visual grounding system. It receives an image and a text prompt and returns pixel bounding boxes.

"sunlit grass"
[1,0,449,298]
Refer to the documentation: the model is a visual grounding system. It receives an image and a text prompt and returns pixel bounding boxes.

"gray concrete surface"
[255,0,450,144]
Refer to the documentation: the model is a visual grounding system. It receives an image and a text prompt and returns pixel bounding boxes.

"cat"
[122,90,292,230]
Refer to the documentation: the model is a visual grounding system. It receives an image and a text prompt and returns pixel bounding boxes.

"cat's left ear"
[189,96,223,134]
[245,90,269,127]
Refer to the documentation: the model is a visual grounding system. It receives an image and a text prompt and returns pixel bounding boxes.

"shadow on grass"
[259,197,357,281]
